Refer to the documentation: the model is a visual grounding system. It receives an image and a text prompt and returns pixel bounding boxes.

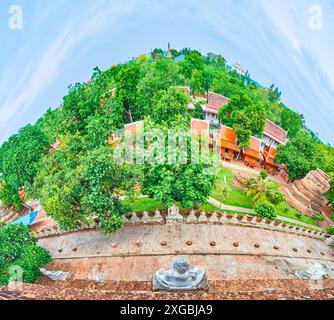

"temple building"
[242,136,263,167]
[262,145,279,172]
[190,119,210,138]
[261,119,287,150]
[216,125,239,160]
[202,92,229,126]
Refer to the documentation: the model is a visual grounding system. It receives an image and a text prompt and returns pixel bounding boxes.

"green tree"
[218,91,266,147]
[275,131,325,180]
[0,124,49,208]
[192,102,205,120]
[136,59,179,115]
[280,109,303,138]
[30,136,141,233]
[150,87,190,126]
[0,224,51,286]
[246,175,284,204]
[179,50,204,78]
[140,122,218,209]
[268,83,281,103]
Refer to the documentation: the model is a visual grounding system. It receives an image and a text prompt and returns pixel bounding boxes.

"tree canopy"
[0,223,50,286]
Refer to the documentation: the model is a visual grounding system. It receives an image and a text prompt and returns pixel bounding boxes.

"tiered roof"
[190,119,210,138]
[244,137,263,161]
[217,125,239,152]
[263,119,287,145]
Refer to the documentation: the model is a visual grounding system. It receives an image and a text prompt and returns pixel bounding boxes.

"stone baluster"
[219,212,228,223]
[209,212,219,223]
[266,220,274,229]
[247,216,256,225]
[141,211,151,224]
[153,210,163,223]
[198,211,208,223]
[187,210,198,223]
[131,212,141,224]
[122,215,130,224]
[236,215,245,224]
[230,214,239,224]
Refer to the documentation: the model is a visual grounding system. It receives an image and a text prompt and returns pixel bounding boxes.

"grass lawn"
[122,198,164,212]
[211,167,254,209]
[276,202,318,226]
[122,197,244,214]
[211,167,319,227]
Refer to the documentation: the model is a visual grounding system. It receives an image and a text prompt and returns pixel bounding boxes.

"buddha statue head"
[173,257,190,274]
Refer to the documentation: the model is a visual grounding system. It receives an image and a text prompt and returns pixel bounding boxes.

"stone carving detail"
[282,169,330,216]
[166,204,183,224]
[141,211,151,223]
[153,257,208,291]
[39,268,71,281]
[187,210,198,223]
[209,212,219,223]
[131,212,140,223]
[219,212,228,223]
[198,211,208,223]
[153,210,163,223]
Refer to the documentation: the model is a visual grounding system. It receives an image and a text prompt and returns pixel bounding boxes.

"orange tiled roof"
[217,125,239,152]
[244,137,262,160]
[264,146,279,167]
[125,121,144,136]
[190,119,210,137]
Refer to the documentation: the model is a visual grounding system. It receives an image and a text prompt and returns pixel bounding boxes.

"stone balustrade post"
[131,212,140,224]
[187,210,198,223]
[141,211,151,224]
[219,212,228,223]
[153,210,163,223]
[209,212,219,223]
[199,211,208,223]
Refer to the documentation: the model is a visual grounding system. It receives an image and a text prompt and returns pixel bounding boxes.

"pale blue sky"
[0,0,333,145]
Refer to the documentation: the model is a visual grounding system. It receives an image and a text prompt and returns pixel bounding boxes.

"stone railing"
[36,206,330,242]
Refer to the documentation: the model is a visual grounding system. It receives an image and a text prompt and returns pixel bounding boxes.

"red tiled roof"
[125,121,144,136]
[218,125,237,143]
[217,125,239,152]
[263,120,287,145]
[207,92,229,109]
[190,119,210,137]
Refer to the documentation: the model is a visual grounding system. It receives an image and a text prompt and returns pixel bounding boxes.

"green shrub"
[295,213,302,219]
[269,191,285,205]
[314,213,325,222]
[255,202,277,220]
[260,170,268,180]
[0,224,51,286]
[326,227,334,235]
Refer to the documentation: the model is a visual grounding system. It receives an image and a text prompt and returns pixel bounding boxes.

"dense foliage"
[0,223,51,286]
[254,202,277,220]
[275,131,325,180]
[0,47,333,229]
